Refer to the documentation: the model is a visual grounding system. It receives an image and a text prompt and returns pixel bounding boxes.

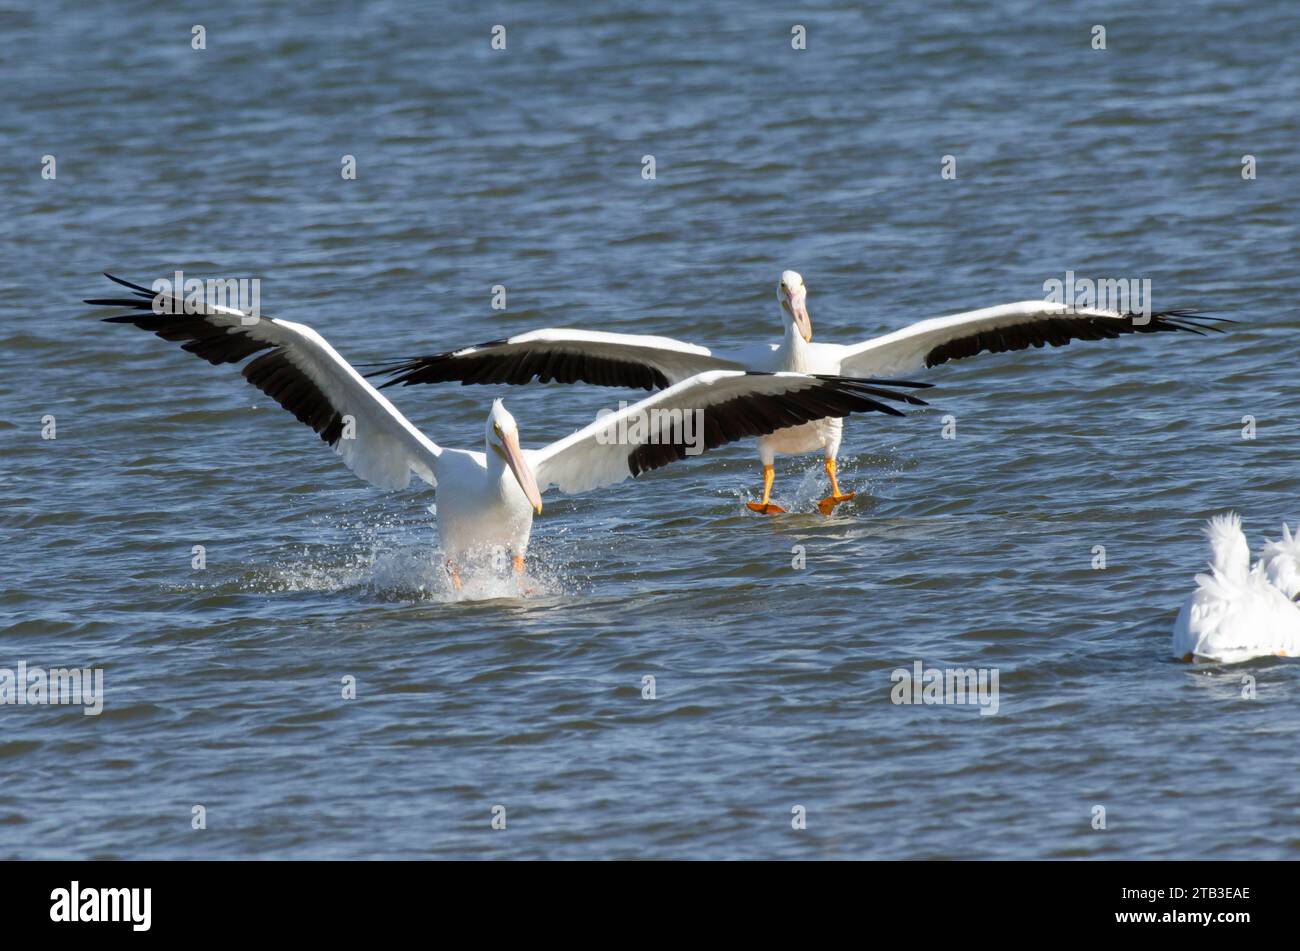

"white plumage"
[376,269,1220,513]
[89,274,927,583]
[1171,513,1300,663]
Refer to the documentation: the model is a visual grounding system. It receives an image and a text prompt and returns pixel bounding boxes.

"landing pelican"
[373,270,1223,515]
[1171,513,1300,663]
[87,274,929,587]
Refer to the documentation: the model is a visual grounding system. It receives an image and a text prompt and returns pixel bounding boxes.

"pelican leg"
[746,465,786,514]
[817,458,856,515]
[512,553,538,596]
[445,558,463,591]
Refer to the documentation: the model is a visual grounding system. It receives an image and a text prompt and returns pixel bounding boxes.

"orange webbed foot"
[816,492,856,516]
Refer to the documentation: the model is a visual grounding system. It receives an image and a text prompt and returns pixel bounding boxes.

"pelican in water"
[1171,513,1300,663]
[373,270,1222,515]
[86,274,930,587]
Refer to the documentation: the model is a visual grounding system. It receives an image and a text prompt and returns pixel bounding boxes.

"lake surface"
[1,0,1297,859]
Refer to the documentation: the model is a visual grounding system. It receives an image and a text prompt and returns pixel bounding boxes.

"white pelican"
[87,274,930,587]
[373,270,1223,515]
[1171,513,1300,663]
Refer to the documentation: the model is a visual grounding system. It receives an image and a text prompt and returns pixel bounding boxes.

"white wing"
[529,370,929,495]
[88,274,442,490]
[369,328,745,391]
[836,301,1224,377]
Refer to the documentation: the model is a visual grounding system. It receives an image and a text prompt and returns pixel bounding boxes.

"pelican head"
[778,270,812,342]
[486,399,543,514]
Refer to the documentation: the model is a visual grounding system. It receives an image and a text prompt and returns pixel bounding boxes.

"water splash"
[723,457,878,513]
[261,540,567,603]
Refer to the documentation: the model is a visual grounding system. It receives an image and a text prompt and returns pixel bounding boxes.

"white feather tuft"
[1204,512,1250,585]
[1175,513,1300,662]
[1262,522,1300,600]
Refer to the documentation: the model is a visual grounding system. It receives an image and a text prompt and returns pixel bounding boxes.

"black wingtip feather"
[102,273,155,296]
[624,373,927,479]
[922,308,1232,369]
[90,272,347,449]
[365,340,670,392]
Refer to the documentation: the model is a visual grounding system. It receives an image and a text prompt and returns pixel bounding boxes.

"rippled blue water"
[1,0,1298,859]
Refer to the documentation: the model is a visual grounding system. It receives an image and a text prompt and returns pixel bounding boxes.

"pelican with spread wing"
[373,270,1223,515]
[87,274,930,588]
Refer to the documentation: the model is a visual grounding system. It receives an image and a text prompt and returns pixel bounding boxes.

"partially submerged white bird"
[1171,513,1300,663]
[87,274,929,587]
[373,270,1222,515]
